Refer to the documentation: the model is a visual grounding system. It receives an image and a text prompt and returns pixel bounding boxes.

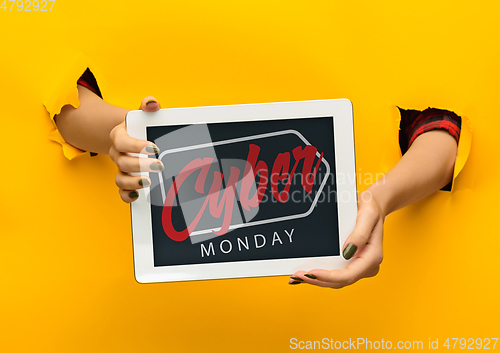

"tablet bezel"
[126,99,357,283]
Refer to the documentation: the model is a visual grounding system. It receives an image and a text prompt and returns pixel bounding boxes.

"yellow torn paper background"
[0,1,499,352]
[43,54,88,159]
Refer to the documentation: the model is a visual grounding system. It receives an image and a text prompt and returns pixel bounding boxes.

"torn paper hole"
[43,54,97,160]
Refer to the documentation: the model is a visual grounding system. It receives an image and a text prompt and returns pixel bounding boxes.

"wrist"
[361,181,390,219]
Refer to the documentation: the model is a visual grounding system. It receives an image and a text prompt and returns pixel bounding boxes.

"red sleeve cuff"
[76,68,102,98]
[398,107,461,155]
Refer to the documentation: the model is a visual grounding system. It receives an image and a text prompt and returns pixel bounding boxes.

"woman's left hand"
[109,96,163,203]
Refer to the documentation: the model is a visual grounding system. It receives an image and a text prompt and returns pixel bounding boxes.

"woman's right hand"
[109,96,164,203]
[290,191,385,288]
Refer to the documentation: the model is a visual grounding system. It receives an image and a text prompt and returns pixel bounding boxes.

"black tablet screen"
[146,116,339,267]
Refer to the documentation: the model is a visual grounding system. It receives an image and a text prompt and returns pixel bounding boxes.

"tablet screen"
[146,116,339,267]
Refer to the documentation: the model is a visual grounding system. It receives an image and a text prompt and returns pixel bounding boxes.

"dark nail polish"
[145,144,160,154]
[146,100,157,105]
[304,274,317,279]
[343,243,357,260]
[290,276,303,282]
[138,179,150,187]
[289,281,302,285]
[150,162,164,171]
[129,191,139,199]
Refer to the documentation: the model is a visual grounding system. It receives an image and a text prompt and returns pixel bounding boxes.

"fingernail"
[289,281,302,285]
[145,144,160,154]
[304,274,317,279]
[129,191,139,199]
[146,99,157,105]
[343,243,357,260]
[150,162,164,171]
[290,276,303,282]
[138,179,150,187]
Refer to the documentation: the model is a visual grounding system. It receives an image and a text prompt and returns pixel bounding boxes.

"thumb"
[342,203,381,260]
[139,96,161,112]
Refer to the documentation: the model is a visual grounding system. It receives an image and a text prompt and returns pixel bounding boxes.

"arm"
[369,129,457,216]
[290,129,458,288]
[55,85,129,154]
[55,85,164,202]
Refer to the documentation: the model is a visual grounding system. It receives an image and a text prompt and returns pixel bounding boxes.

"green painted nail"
[145,144,160,154]
[289,281,302,285]
[304,274,317,279]
[343,243,357,260]
[150,162,164,171]
[138,179,150,187]
[290,276,303,282]
[129,191,139,199]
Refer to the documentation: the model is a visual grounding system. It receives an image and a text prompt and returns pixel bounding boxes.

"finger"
[115,153,165,173]
[288,270,308,285]
[111,124,159,154]
[289,271,346,288]
[290,269,349,284]
[304,267,357,285]
[115,172,151,190]
[304,266,366,287]
[119,188,140,203]
[109,145,119,163]
[315,265,380,288]
[341,204,381,260]
[140,96,161,112]
[307,280,346,289]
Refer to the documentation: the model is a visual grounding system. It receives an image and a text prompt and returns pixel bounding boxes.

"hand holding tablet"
[290,193,384,288]
[109,96,164,203]
[126,99,358,283]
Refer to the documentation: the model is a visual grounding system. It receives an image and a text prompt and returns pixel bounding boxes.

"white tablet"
[126,99,357,283]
